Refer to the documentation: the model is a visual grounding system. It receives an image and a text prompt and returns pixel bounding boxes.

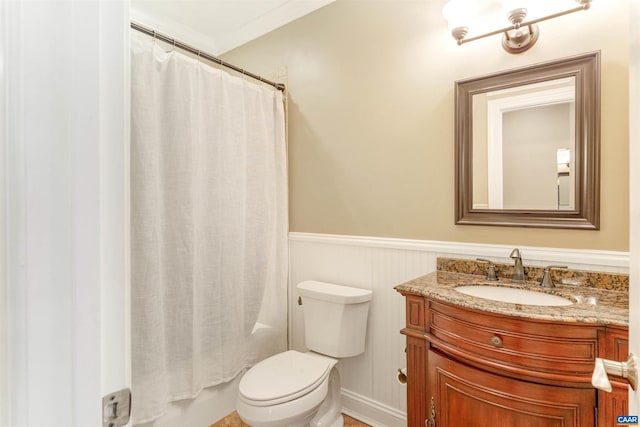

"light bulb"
[442,0,477,32]
[557,149,571,165]
[501,0,528,14]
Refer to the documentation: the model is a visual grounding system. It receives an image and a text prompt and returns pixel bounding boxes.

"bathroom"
[1,0,639,426]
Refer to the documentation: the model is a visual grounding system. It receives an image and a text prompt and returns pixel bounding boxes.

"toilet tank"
[297,281,372,358]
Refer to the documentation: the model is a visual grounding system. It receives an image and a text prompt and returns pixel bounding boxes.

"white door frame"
[1,1,131,426]
[629,0,640,415]
[0,2,8,424]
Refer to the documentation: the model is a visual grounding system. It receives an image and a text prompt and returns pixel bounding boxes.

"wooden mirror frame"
[455,51,600,229]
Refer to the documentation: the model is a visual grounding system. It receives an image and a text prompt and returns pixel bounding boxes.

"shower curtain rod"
[130,21,286,92]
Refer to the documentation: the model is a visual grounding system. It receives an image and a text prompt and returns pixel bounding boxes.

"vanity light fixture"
[442,0,592,54]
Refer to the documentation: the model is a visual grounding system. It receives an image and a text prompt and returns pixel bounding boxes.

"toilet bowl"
[237,281,372,427]
[237,350,340,427]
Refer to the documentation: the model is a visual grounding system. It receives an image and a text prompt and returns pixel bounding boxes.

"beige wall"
[222,0,630,251]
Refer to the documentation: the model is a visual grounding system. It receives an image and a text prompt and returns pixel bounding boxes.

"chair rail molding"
[289,232,629,272]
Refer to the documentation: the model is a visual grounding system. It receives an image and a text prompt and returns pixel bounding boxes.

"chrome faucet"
[509,248,525,282]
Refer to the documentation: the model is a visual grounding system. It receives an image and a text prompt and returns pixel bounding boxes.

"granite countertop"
[395,270,629,327]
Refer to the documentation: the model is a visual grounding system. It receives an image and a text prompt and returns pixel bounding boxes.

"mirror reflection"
[455,51,600,229]
[472,77,576,211]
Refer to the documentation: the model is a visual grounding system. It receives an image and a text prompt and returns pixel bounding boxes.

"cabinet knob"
[491,335,503,347]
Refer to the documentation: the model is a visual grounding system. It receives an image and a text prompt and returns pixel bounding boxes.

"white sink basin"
[454,285,573,306]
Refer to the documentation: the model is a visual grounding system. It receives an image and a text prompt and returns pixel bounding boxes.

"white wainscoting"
[288,232,629,427]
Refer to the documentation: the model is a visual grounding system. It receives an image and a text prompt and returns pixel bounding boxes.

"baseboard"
[341,389,407,427]
[289,232,629,271]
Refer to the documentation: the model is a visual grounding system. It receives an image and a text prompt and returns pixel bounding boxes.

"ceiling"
[131,0,336,55]
[130,0,591,56]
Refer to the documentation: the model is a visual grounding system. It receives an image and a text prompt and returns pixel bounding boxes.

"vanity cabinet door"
[428,349,596,427]
[598,327,629,427]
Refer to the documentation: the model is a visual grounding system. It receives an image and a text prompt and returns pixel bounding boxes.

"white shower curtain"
[130,33,288,424]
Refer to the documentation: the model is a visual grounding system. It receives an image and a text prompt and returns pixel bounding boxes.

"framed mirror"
[455,51,600,229]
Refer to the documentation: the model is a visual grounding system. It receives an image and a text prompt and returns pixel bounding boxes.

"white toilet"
[236,280,372,427]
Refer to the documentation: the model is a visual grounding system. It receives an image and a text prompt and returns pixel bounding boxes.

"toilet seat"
[239,351,334,406]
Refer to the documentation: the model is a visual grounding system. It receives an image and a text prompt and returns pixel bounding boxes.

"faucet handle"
[477,258,499,281]
[539,265,568,287]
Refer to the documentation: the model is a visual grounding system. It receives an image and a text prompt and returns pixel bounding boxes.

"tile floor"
[210,411,371,427]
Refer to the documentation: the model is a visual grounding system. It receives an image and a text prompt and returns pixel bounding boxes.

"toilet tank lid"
[297,281,372,304]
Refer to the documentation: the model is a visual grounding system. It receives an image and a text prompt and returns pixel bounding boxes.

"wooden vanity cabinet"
[400,293,629,427]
